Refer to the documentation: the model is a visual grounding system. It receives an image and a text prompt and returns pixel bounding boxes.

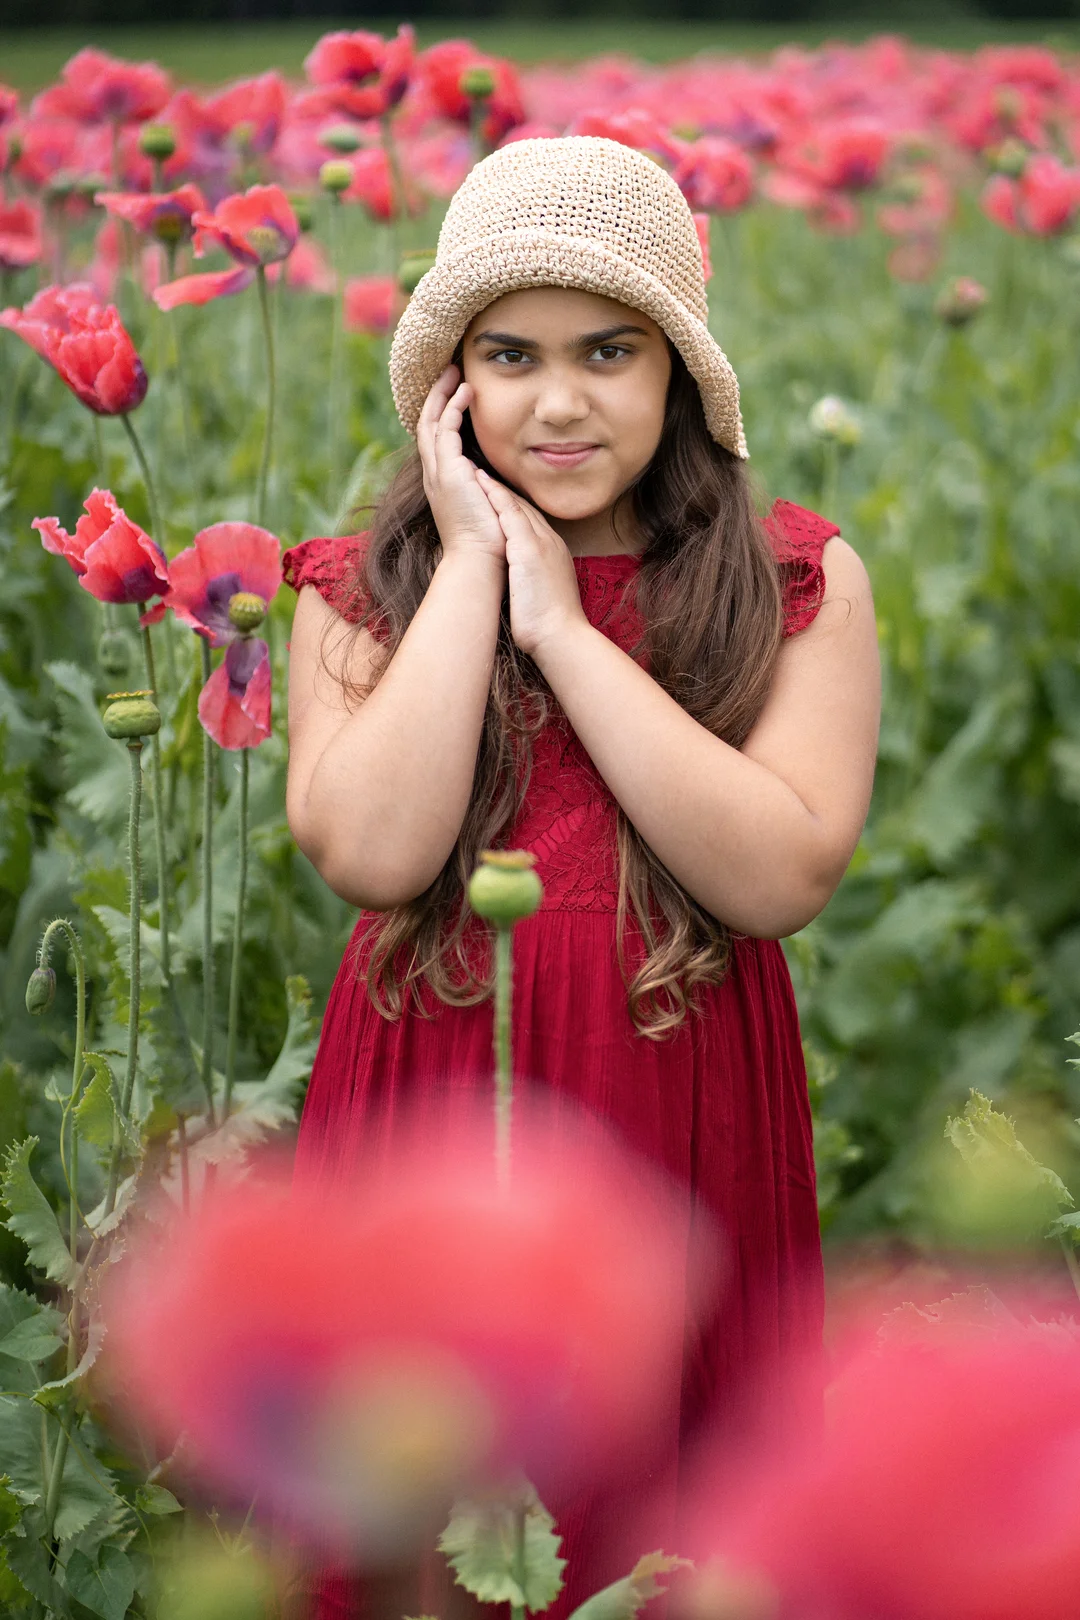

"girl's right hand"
[416,365,506,565]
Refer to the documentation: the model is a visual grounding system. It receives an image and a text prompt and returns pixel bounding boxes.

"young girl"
[282,136,880,1618]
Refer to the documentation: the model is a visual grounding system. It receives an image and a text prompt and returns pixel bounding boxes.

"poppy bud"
[321,124,363,155]
[25,965,56,1016]
[808,395,862,448]
[319,160,353,197]
[139,123,177,161]
[468,850,542,927]
[44,172,77,203]
[398,252,436,295]
[227,591,267,634]
[75,172,110,202]
[98,627,133,678]
[102,690,161,740]
[934,275,988,327]
[987,138,1028,178]
[459,66,496,101]
[288,192,315,233]
[5,133,23,165]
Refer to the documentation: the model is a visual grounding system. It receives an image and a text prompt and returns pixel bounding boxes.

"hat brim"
[388,230,748,459]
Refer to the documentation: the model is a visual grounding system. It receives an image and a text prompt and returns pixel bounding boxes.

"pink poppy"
[0,200,44,270]
[674,137,754,214]
[0,283,147,416]
[198,636,272,749]
[399,129,473,199]
[94,182,206,245]
[153,183,299,310]
[413,40,525,145]
[692,214,713,283]
[569,107,686,168]
[982,153,1080,235]
[266,236,335,295]
[32,488,168,610]
[200,71,288,157]
[877,166,953,237]
[159,521,280,647]
[343,146,422,221]
[343,275,398,335]
[304,26,414,120]
[11,116,83,189]
[32,48,170,127]
[0,86,18,127]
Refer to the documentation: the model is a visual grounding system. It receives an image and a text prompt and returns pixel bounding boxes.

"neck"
[546,494,645,559]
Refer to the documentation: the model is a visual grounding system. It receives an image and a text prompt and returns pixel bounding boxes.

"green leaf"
[64,1544,136,1620]
[0,1474,23,1535]
[439,1484,566,1613]
[74,1053,139,1159]
[566,1553,694,1620]
[133,1483,182,1516]
[0,1285,65,1369]
[44,661,130,830]
[198,975,319,1165]
[4,1515,72,1615]
[942,1089,1074,1243]
[1,1138,77,1288]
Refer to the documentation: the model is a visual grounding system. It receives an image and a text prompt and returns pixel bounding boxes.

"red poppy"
[304,26,415,120]
[100,1118,691,1554]
[0,283,148,415]
[982,153,1080,235]
[414,40,525,145]
[0,86,18,127]
[0,200,43,270]
[689,1322,1080,1620]
[32,488,168,610]
[343,275,399,335]
[692,214,713,283]
[32,47,171,127]
[159,521,281,647]
[266,236,335,295]
[780,119,891,193]
[674,137,754,214]
[94,182,206,245]
[569,107,685,168]
[200,71,288,156]
[343,146,424,221]
[153,183,299,310]
[198,636,272,749]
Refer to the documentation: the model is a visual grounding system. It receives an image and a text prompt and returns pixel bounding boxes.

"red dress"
[281,500,838,1618]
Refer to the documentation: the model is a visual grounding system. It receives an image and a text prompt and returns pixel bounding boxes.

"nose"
[533,365,590,429]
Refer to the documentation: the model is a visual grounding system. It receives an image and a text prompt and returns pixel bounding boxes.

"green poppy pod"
[25,965,56,1016]
[467,850,543,927]
[102,691,161,740]
[459,66,496,101]
[319,161,353,197]
[139,123,177,161]
[398,252,437,295]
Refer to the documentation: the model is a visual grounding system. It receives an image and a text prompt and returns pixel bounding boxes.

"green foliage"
[1,1138,76,1288]
[439,1483,567,1612]
[567,1553,694,1620]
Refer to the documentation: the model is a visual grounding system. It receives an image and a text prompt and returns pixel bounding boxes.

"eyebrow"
[469,323,652,350]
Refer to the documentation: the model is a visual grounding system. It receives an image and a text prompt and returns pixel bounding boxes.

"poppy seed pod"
[139,123,176,161]
[460,65,496,100]
[468,850,543,927]
[319,160,353,197]
[102,691,161,740]
[398,251,436,295]
[25,965,56,1016]
[321,124,363,155]
[97,626,133,678]
[228,591,267,634]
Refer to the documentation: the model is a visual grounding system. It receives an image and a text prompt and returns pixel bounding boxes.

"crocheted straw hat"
[388,135,749,459]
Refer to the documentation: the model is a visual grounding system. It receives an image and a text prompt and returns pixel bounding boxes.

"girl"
[282,136,880,1618]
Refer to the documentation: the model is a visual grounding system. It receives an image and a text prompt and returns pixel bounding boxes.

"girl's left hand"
[476,469,589,660]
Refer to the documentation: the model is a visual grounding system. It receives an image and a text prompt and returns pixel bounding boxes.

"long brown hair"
[326,347,784,1039]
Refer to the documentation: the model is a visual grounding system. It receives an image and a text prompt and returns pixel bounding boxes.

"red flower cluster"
[302,25,415,121]
[1,284,147,415]
[154,183,299,309]
[33,489,168,611]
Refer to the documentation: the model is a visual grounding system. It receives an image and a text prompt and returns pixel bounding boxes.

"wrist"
[436,544,507,582]
[529,614,597,678]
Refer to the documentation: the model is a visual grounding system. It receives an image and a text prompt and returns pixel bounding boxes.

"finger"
[417,365,460,471]
[433,384,474,474]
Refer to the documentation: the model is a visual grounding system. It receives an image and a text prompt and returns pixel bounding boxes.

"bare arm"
[285,364,508,909]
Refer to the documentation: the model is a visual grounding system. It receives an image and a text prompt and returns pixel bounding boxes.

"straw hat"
[388,136,748,459]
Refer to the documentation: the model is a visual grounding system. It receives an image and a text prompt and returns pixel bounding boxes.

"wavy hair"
[325,348,784,1038]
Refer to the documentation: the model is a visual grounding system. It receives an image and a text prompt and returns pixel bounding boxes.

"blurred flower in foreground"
[343,274,399,335]
[982,154,1080,236]
[0,199,44,270]
[31,46,171,126]
[154,183,299,309]
[32,488,168,613]
[100,1120,694,1559]
[95,182,207,247]
[685,1318,1080,1620]
[808,394,862,446]
[0,283,148,415]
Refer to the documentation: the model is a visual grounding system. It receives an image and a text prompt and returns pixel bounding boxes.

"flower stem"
[121,410,165,549]
[494,926,513,1187]
[104,740,144,1218]
[255,264,276,528]
[380,112,407,272]
[327,195,345,517]
[200,637,218,1126]
[223,748,249,1119]
[141,625,171,983]
[37,918,88,1264]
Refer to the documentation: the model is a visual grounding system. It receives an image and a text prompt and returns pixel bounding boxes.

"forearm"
[534,622,836,935]
[303,549,506,907]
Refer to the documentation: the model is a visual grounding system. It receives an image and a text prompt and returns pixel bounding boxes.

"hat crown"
[436,136,710,323]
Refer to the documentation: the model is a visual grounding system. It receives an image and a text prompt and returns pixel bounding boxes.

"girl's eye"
[590,344,631,362]
[490,349,531,366]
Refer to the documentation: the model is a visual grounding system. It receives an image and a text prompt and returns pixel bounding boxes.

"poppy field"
[2,26,1080,1620]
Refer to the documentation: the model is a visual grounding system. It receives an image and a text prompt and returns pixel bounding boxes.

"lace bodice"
[282,500,840,914]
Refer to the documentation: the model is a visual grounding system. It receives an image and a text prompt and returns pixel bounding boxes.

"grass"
[2,15,1079,92]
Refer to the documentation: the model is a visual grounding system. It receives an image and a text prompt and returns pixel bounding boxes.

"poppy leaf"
[439,1483,566,1612]
[64,1544,136,1620]
[74,1052,140,1160]
[1,1138,77,1289]
[565,1553,695,1620]
[0,1283,65,1369]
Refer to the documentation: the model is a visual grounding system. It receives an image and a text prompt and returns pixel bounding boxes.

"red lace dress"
[281,500,839,1619]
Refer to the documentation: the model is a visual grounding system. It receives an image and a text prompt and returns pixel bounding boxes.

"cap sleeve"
[764,499,842,638]
[282,531,388,638]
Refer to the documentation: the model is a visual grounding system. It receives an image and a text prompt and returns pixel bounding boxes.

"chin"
[519,479,613,522]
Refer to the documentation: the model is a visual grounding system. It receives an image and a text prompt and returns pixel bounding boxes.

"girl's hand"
[416,365,506,565]
[475,469,590,660]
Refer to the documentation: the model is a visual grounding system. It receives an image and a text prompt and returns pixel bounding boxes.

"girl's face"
[460,287,672,524]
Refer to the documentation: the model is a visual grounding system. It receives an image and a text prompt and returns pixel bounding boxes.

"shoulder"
[764,499,868,638]
[282,531,373,625]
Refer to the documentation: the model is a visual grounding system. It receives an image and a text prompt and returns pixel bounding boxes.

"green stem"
[327,195,345,518]
[380,112,407,271]
[141,625,171,983]
[494,926,513,1187]
[104,741,143,1219]
[200,637,218,1126]
[510,1499,527,1620]
[91,415,108,488]
[42,1415,70,1550]
[223,747,249,1119]
[37,919,88,1264]
[255,264,276,528]
[121,410,165,549]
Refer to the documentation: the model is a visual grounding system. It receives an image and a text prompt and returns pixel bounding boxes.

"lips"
[528,443,600,468]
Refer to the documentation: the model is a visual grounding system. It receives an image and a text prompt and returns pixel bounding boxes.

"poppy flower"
[0,200,43,270]
[199,71,288,156]
[153,183,299,310]
[100,1118,693,1555]
[0,283,148,416]
[688,1321,1080,1620]
[982,153,1080,235]
[343,275,399,335]
[266,236,335,295]
[413,40,525,145]
[94,182,206,246]
[569,107,686,168]
[304,26,415,120]
[0,86,18,127]
[32,47,171,127]
[158,521,281,647]
[198,636,272,750]
[674,137,754,214]
[32,488,168,611]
